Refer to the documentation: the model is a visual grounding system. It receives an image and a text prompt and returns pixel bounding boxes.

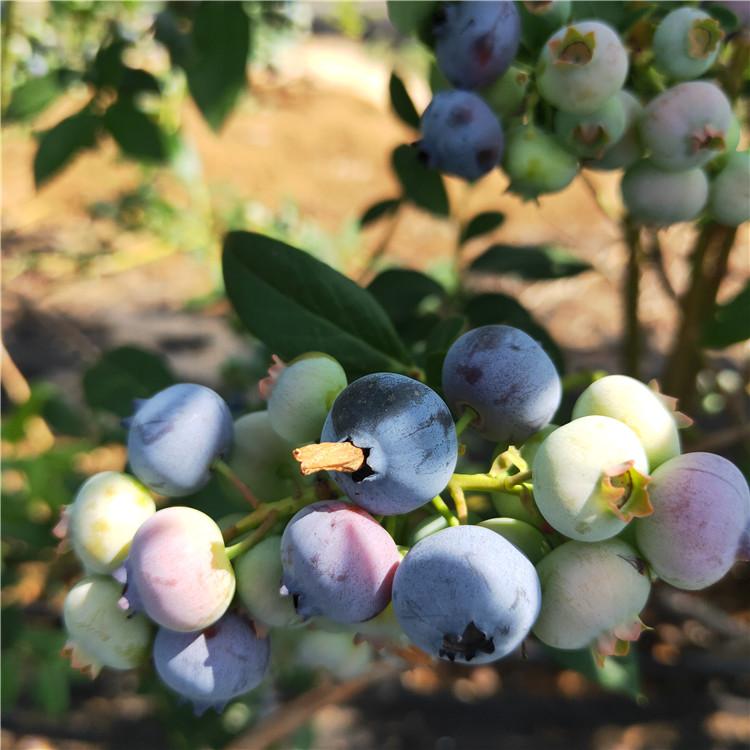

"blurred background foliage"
[2,2,749,749]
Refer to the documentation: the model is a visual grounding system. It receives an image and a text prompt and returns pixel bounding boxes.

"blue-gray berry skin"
[418,90,504,181]
[392,525,541,664]
[126,383,233,497]
[433,1,521,90]
[153,613,270,716]
[321,374,458,515]
[441,325,561,445]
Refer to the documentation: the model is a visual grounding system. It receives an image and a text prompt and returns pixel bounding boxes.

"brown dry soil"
[2,37,750,750]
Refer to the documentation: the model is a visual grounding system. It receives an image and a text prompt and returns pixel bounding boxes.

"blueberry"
[392,525,541,664]
[537,21,629,115]
[533,538,651,651]
[229,411,300,502]
[478,517,552,564]
[532,415,651,542]
[126,383,233,497]
[418,90,504,181]
[153,613,270,715]
[280,500,401,623]
[295,630,373,680]
[503,123,578,200]
[621,159,708,226]
[63,575,152,677]
[433,1,521,90]
[267,353,347,444]
[708,150,750,227]
[441,325,561,445]
[480,65,530,120]
[321,373,457,515]
[68,472,154,574]
[635,452,750,590]
[554,94,627,159]
[572,375,682,469]
[640,82,732,172]
[122,506,235,632]
[653,7,724,81]
[236,535,301,628]
[587,90,643,171]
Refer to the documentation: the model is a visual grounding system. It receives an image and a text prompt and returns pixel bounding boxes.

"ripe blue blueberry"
[640,82,732,172]
[280,500,401,623]
[554,94,627,159]
[653,7,724,81]
[537,21,629,115]
[126,383,233,497]
[441,325,561,445]
[321,373,457,515]
[418,91,504,181]
[621,159,708,226]
[153,613,270,716]
[433,1,521,90]
[708,150,750,227]
[392,525,541,664]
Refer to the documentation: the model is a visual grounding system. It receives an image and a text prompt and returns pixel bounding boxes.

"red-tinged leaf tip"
[258,354,286,400]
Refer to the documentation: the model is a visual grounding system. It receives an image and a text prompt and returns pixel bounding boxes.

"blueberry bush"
[2,2,749,749]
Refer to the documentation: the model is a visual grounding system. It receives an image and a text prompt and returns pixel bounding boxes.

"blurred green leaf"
[186,2,250,131]
[459,211,506,245]
[386,1,438,45]
[470,244,591,280]
[83,346,176,417]
[389,72,420,130]
[466,294,565,373]
[34,655,70,716]
[424,315,466,389]
[90,37,128,87]
[104,99,168,162]
[4,69,79,123]
[392,144,449,217]
[705,3,740,32]
[367,268,445,327]
[702,282,750,349]
[120,67,162,96]
[33,109,100,187]
[223,231,412,378]
[1,648,22,711]
[359,198,400,227]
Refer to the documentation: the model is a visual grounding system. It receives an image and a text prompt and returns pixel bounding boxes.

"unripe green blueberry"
[640,82,733,172]
[533,539,651,651]
[295,630,373,680]
[267,353,347,444]
[63,575,151,676]
[555,95,627,159]
[479,517,551,564]
[480,65,530,120]
[235,535,301,628]
[708,150,750,227]
[520,0,572,51]
[653,7,724,81]
[228,412,299,501]
[635,453,750,590]
[621,160,708,226]
[572,375,683,469]
[69,472,155,574]
[503,124,578,201]
[537,21,629,115]
[532,416,651,542]
[587,90,643,171]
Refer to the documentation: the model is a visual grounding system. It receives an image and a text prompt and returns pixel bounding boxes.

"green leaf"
[470,244,591,280]
[707,3,741,32]
[119,67,161,96]
[702,282,750,349]
[466,294,564,373]
[459,211,506,245]
[387,1,439,45]
[424,315,467,389]
[104,99,168,162]
[545,646,643,701]
[367,269,444,326]
[223,232,412,377]
[392,144,449,217]
[4,69,78,123]
[360,198,400,227]
[389,72,421,130]
[186,1,250,131]
[83,346,176,417]
[33,109,100,187]
[90,38,128,88]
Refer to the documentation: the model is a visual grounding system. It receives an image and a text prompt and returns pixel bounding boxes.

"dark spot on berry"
[439,621,495,662]
[448,106,473,127]
[476,147,498,170]
[473,33,495,67]
[456,364,483,385]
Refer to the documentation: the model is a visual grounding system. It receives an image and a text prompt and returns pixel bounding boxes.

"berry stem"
[225,511,279,561]
[222,493,317,543]
[622,214,643,379]
[212,459,261,509]
[448,481,469,524]
[451,470,532,495]
[454,406,478,437]
[431,495,460,527]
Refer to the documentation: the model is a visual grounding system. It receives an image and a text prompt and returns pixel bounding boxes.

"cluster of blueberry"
[56,322,750,714]
[411,2,748,227]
